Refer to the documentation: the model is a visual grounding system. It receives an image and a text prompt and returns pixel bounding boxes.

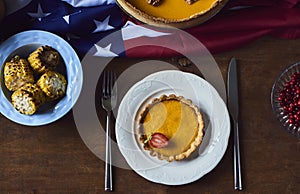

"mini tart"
[28,45,62,74]
[138,94,204,162]
[116,0,228,28]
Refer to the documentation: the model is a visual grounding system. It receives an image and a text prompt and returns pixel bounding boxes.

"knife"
[227,57,242,190]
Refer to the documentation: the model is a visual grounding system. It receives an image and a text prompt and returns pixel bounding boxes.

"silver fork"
[102,70,117,192]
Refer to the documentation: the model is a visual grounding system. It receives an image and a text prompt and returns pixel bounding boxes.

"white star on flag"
[27,3,51,21]
[63,10,82,24]
[63,15,70,24]
[93,16,115,33]
[93,44,118,57]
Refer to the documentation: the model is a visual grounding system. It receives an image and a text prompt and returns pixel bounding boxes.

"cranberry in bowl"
[271,62,300,138]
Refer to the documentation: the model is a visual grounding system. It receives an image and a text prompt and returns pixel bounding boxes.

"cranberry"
[278,72,300,127]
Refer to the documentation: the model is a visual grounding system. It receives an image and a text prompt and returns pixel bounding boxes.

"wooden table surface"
[0,36,299,193]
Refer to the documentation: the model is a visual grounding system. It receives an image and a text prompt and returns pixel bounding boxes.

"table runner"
[0,0,299,58]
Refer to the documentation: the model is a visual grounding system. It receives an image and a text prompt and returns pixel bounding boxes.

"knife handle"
[234,121,242,190]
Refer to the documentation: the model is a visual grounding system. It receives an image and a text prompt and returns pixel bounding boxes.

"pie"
[116,0,228,28]
[138,94,205,162]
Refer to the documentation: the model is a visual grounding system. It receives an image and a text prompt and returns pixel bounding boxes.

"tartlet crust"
[138,94,205,162]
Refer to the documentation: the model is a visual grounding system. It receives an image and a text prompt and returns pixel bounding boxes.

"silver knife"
[227,57,242,190]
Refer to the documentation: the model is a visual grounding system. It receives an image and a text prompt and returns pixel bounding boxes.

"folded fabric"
[0,0,299,59]
[3,0,31,15]
[125,0,300,57]
[61,0,115,7]
[75,0,300,57]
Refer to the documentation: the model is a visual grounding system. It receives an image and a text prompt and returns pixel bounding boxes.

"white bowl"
[0,30,83,126]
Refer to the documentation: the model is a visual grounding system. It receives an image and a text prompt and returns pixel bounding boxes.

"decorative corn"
[27,45,62,74]
[37,70,67,100]
[4,55,34,91]
[11,83,46,115]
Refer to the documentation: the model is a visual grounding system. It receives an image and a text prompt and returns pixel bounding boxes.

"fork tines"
[102,70,116,98]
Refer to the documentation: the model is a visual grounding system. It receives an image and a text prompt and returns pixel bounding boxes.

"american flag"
[0,0,300,59]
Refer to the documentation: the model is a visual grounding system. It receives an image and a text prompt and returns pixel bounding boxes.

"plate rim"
[115,70,230,185]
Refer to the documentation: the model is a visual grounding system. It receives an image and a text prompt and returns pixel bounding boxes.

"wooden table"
[0,36,299,193]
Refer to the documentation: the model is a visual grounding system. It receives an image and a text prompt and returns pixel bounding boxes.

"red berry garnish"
[144,132,169,148]
[278,72,300,126]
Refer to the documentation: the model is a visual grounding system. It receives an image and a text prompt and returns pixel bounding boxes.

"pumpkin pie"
[116,0,228,28]
[138,94,204,162]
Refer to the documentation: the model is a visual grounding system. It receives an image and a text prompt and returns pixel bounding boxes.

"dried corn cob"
[37,71,67,100]
[11,83,46,115]
[4,55,34,91]
[28,45,61,74]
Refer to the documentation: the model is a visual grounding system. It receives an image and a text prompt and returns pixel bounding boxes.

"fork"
[102,70,117,192]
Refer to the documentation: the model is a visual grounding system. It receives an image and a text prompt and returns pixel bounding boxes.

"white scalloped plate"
[116,70,230,185]
[0,30,83,126]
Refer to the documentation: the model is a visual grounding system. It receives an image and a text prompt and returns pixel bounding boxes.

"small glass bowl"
[271,62,300,138]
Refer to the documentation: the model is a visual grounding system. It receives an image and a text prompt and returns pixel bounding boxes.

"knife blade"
[227,57,242,190]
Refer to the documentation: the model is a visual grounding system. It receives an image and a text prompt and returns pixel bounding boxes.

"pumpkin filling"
[126,0,221,20]
[139,94,204,162]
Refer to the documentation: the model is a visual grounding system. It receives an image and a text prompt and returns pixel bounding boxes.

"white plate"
[116,70,230,185]
[0,30,83,126]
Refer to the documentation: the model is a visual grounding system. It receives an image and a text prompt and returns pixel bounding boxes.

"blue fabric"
[0,0,125,58]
